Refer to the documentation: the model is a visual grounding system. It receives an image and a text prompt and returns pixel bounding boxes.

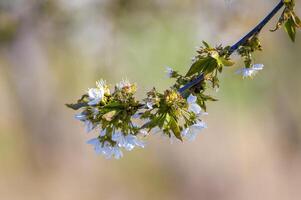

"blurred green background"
[1,0,301,199]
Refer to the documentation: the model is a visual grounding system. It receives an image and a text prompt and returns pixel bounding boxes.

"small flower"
[146,101,153,109]
[116,79,131,90]
[87,139,123,159]
[187,94,202,115]
[124,134,145,150]
[236,64,264,78]
[116,79,136,93]
[165,67,174,78]
[112,131,145,151]
[102,142,123,159]
[110,146,123,159]
[87,87,105,106]
[112,131,127,146]
[74,113,86,121]
[139,129,148,136]
[84,120,94,133]
[99,129,106,137]
[96,79,110,95]
[96,79,106,88]
[181,121,207,141]
[86,138,102,154]
[75,113,95,133]
[132,112,141,119]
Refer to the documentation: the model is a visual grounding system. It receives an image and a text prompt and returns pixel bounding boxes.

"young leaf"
[66,102,88,110]
[186,57,213,77]
[202,41,211,48]
[292,12,301,28]
[203,58,218,74]
[285,18,296,42]
[169,116,182,141]
[217,57,235,67]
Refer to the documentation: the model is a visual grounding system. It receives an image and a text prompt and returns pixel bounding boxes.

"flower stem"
[229,0,284,53]
[178,0,285,95]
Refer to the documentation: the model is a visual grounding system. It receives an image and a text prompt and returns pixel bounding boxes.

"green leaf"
[292,12,301,28]
[217,57,235,67]
[66,94,89,110]
[284,18,296,42]
[169,116,182,141]
[202,41,211,48]
[141,114,165,130]
[66,102,88,110]
[186,57,212,77]
[203,58,218,74]
[103,101,124,109]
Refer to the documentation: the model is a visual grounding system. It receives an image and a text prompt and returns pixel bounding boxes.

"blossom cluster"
[72,79,146,159]
[69,78,208,159]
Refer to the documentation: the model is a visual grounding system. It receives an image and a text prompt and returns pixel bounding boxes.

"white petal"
[124,143,135,151]
[85,121,94,132]
[88,98,101,106]
[252,64,264,70]
[86,138,103,154]
[74,114,86,121]
[111,131,123,142]
[116,79,131,90]
[86,138,100,146]
[128,135,145,148]
[112,147,123,159]
[165,67,173,77]
[187,94,197,104]
[188,103,202,115]
[139,129,148,136]
[88,88,97,99]
[193,121,207,129]
[181,128,189,137]
[146,102,153,109]
[96,79,106,88]
[123,135,136,151]
[88,88,104,105]
[132,112,141,119]
[99,130,106,137]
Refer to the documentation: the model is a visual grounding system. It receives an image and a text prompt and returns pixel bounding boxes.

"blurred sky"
[0,0,301,200]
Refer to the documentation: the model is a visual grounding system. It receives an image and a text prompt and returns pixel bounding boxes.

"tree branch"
[178,0,285,95]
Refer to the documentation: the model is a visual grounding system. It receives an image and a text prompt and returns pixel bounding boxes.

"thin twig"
[178,0,284,95]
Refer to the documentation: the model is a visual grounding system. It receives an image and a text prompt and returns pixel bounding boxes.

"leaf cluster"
[272,0,301,42]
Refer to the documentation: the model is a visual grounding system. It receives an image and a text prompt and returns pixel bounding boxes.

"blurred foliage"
[0,0,301,199]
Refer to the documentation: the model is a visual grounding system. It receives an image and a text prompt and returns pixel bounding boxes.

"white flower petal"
[192,121,207,129]
[116,79,131,90]
[87,88,104,105]
[139,129,148,136]
[74,114,86,121]
[182,121,207,141]
[112,147,123,159]
[165,67,173,78]
[96,79,106,88]
[86,138,100,146]
[236,64,264,78]
[188,103,202,115]
[88,98,101,106]
[146,102,153,109]
[99,130,106,137]
[187,94,197,104]
[87,138,103,154]
[252,63,264,70]
[85,120,94,133]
